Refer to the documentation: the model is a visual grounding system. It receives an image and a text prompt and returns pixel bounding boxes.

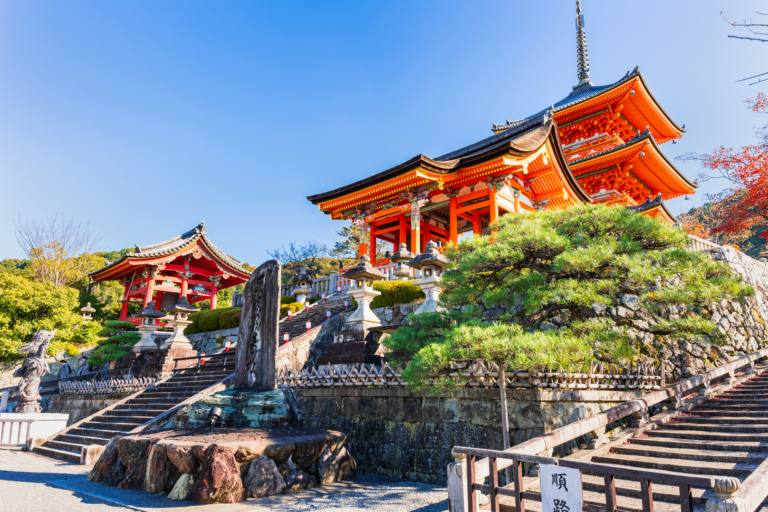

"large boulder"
[88,436,120,483]
[285,470,316,492]
[193,445,245,504]
[244,456,286,498]
[102,458,125,487]
[145,443,170,494]
[118,460,147,490]
[166,444,197,474]
[168,473,196,501]
[117,437,151,465]
[317,445,356,484]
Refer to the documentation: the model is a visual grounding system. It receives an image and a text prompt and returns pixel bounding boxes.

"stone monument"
[13,330,56,413]
[343,255,387,332]
[408,240,450,314]
[160,296,198,351]
[234,259,282,390]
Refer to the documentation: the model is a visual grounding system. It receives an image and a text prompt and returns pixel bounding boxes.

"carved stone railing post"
[706,477,746,512]
[745,361,755,375]
[699,376,712,396]
[724,370,736,385]
[631,408,650,428]
[447,452,468,512]
[588,425,609,449]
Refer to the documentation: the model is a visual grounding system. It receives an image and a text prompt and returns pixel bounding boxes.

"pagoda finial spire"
[575,0,592,88]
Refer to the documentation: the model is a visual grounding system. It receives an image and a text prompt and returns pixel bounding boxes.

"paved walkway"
[0,447,449,512]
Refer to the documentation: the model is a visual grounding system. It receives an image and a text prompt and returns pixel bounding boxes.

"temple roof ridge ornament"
[574,0,593,88]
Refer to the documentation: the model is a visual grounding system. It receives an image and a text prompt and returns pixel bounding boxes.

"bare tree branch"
[13,213,104,287]
[736,71,768,82]
[728,35,768,42]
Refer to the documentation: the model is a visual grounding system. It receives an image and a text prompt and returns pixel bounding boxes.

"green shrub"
[280,302,305,319]
[370,281,425,309]
[88,331,141,366]
[307,297,321,305]
[281,296,296,304]
[66,345,79,357]
[104,320,135,330]
[186,307,243,335]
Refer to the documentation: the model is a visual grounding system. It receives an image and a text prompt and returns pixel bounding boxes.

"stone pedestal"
[414,274,445,315]
[346,284,382,332]
[132,323,162,352]
[316,324,384,366]
[161,317,195,351]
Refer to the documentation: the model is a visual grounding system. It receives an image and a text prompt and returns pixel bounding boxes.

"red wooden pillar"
[369,222,377,264]
[180,279,189,298]
[142,278,155,309]
[449,197,458,245]
[211,291,218,310]
[155,291,165,309]
[119,282,131,321]
[399,213,407,250]
[489,189,499,226]
[473,212,481,235]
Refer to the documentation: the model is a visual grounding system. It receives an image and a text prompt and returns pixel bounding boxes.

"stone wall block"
[421,398,440,422]
[516,401,544,429]
[440,398,460,423]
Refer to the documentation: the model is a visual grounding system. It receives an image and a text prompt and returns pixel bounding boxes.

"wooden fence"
[277,361,664,390]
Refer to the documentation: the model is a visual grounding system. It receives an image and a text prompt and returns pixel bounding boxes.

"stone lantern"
[80,302,95,321]
[161,296,199,350]
[391,243,414,281]
[292,266,312,305]
[131,301,166,352]
[343,254,387,331]
[408,240,450,314]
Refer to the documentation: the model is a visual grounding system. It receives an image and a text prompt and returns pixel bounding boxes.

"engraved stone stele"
[291,266,312,305]
[391,243,415,281]
[13,330,56,413]
[407,241,450,315]
[235,259,281,390]
[160,297,199,351]
[343,255,387,332]
[131,301,167,352]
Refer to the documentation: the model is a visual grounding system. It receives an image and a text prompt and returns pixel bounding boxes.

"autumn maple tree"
[680,93,768,250]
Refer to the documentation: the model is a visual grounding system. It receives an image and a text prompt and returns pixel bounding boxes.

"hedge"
[186,307,243,335]
[281,296,296,305]
[369,281,425,309]
[280,302,305,319]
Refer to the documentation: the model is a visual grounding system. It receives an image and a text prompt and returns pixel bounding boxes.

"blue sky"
[0,0,765,264]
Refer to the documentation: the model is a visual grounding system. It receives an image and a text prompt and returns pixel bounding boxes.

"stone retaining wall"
[48,394,124,426]
[187,328,239,354]
[294,386,643,485]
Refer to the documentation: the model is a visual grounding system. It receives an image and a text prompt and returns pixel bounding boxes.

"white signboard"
[540,464,583,512]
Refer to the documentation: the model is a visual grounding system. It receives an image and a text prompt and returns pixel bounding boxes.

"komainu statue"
[13,330,56,413]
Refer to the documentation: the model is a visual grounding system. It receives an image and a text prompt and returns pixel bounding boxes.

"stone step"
[703,398,768,404]
[95,414,154,424]
[82,421,138,432]
[616,442,768,463]
[646,429,768,442]
[126,398,180,405]
[70,427,128,438]
[674,415,768,425]
[580,474,709,506]
[33,445,80,463]
[660,422,768,433]
[113,404,170,412]
[58,433,111,446]
[139,392,198,399]
[45,439,88,454]
[104,408,166,416]
[591,453,758,476]
[696,403,768,410]
[630,435,768,452]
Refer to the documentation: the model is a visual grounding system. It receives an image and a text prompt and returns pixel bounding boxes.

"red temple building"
[89,222,250,323]
[307,1,696,262]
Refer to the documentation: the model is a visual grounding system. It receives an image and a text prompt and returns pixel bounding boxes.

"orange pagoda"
[307,1,695,261]
[89,222,251,324]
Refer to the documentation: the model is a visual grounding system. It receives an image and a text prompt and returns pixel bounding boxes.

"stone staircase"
[33,360,235,463]
[279,295,351,342]
[493,366,768,512]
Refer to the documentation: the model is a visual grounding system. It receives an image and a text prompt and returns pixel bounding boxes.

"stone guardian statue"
[13,330,56,413]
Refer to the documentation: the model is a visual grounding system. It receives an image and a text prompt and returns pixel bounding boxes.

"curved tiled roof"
[89,222,251,278]
[626,193,679,223]
[569,129,698,190]
[492,67,686,137]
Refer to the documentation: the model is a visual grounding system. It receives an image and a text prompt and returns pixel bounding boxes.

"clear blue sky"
[0,0,765,263]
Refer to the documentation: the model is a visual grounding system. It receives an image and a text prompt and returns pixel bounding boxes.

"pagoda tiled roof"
[568,128,698,190]
[626,193,679,223]
[492,67,686,137]
[89,222,251,277]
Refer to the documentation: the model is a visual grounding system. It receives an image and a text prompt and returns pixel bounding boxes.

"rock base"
[87,426,355,504]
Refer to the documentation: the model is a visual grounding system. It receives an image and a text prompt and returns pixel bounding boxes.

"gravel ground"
[0,447,449,512]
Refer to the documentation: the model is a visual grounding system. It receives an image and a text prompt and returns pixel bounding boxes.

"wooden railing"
[454,445,708,512]
[277,361,664,390]
[448,348,768,512]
